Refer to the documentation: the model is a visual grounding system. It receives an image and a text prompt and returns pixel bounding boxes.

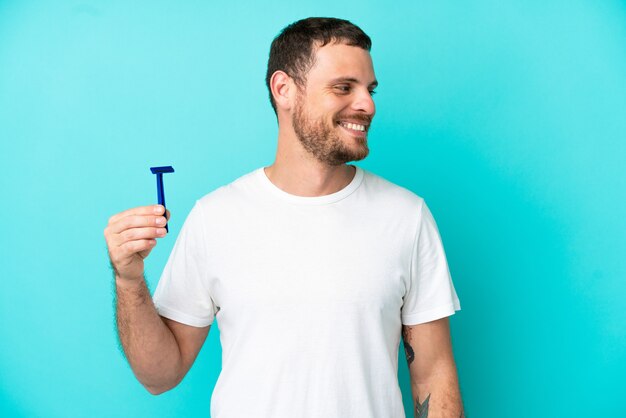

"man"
[104,17,464,418]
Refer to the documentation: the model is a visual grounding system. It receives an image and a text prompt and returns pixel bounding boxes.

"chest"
[206,208,410,318]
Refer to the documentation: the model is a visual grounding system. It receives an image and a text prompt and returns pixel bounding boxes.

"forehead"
[305,42,376,86]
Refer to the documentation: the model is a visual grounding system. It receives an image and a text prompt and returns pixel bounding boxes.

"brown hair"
[265,17,372,115]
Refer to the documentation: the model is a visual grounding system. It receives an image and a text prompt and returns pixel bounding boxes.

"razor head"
[150,166,175,174]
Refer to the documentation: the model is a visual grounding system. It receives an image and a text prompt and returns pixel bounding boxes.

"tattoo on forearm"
[403,340,415,365]
[402,326,415,365]
[403,326,464,418]
[415,393,430,418]
[415,393,465,418]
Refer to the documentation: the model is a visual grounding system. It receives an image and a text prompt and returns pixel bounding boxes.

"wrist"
[115,274,146,288]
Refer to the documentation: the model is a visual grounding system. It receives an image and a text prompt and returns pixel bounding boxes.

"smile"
[338,121,367,132]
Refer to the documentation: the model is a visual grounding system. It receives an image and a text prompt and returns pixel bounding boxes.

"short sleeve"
[153,201,217,327]
[401,200,461,325]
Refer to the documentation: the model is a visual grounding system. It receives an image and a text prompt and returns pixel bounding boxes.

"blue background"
[1,1,625,417]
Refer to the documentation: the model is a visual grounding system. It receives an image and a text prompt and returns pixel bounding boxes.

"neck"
[264,129,356,197]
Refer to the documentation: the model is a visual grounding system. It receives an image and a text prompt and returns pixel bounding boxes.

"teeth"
[341,122,366,132]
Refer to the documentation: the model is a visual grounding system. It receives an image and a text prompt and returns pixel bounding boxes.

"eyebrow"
[329,77,378,88]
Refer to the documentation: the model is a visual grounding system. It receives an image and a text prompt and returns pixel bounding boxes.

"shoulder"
[194,168,260,210]
[360,168,425,212]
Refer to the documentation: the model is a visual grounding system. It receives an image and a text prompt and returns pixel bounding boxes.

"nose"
[352,87,376,116]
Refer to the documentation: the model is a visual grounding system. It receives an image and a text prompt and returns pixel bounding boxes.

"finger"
[108,214,168,235]
[108,205,165,225]
[138,247,155,259]
[119,239,157,256]
[165,209,171,221]
[118,226,167,244]
[108,237,156,265]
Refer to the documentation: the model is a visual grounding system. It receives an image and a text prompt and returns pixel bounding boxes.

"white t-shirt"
[153,165,460,418]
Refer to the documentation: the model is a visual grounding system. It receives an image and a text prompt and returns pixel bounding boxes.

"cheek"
[326,102,351,121]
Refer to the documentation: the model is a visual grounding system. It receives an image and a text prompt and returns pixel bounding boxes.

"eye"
[369,90,377,96]
[334,84,351,94]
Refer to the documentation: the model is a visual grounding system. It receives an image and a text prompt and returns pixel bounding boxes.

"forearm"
[410,364,464,418]
[115,275,182,394]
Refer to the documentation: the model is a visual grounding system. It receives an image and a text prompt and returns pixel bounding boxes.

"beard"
[292,94,370,166]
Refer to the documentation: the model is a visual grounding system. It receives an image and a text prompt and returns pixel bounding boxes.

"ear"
[270,70,296,112]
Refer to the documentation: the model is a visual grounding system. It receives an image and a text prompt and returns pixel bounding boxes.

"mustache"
[335,114,373,124]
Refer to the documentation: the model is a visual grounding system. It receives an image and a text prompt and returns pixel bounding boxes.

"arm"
[402,317,464,418]
[106,205,210,395]
[115,277,210,395]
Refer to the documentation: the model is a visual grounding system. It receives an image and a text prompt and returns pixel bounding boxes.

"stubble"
[292,94,369,166]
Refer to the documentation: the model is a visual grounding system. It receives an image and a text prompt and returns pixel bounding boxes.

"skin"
[402,319,465,417]
[105,41,465,416]
[265,42,377,196]
[104,205,210,394]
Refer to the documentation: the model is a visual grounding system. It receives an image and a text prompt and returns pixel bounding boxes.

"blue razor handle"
[150,166,175,232]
